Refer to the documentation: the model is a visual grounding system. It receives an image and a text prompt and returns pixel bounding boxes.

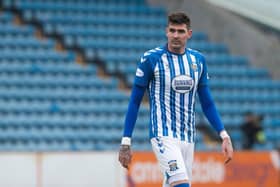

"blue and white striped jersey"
[134,45,208,142]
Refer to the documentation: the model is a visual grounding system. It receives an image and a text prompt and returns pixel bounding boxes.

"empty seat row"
[207,54,249,65]
[37,12,163,23]
[0,24,34,36]
[212,92,280,103]
[0,127,122,141]
[0,62,97,75]
[37,13,165,23]
[0,37,55,50]
[0,100,131,114]
[265,129,280,141]
[263,118,280,128]
[0,75,118,89]
[210,79,280,90]
[0,50,75,62]
[0,87,128,101]
[0,112,149,129]
[0,102,136,115]
[0,139,126,151]
[14,0,146,6]
[209,67,269,78]
[197,104,280,116]
[36,14,166,27]
[15,2,161,14]
[54,24,166,37]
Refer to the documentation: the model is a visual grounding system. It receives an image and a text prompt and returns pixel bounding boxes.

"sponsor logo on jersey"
[136,68,144,77]
[171,75,194,93]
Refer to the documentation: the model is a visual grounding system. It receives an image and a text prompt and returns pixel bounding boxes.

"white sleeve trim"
[121,137,131,145]
[220,130,230,139]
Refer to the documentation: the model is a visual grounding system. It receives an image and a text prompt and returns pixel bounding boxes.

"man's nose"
[173,31,179,38]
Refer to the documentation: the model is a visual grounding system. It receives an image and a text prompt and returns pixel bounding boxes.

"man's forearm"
[122,85,146,139]
[197,85,225,134]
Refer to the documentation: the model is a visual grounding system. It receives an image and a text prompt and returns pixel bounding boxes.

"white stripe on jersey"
[182,54,191,141]
[192,62,199,142]
[161,53,172,137]
[153,63,163,136]
[184,53,198,142]
[171,54,183,139]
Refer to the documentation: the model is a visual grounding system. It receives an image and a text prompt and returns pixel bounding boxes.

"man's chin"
[170,45,182,50]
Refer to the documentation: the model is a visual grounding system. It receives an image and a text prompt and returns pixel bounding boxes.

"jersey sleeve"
[198,85,225,133]
[198,55,209,87]
[134,55,153,87]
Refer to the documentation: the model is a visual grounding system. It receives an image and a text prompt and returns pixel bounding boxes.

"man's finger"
[119,158,128,169]
[123,160,130,169]
[224,157,231,165]
[119,155,131,169]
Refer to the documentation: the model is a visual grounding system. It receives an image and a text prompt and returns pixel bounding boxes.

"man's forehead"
[167,23,188,30]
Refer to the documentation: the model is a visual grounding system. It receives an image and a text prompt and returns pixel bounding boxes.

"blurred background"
[0,0,279,186]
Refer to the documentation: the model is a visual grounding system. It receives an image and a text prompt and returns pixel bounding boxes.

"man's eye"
[169,29,176,33]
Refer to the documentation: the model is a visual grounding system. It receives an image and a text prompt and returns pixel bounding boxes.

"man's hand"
[222,137,233,164]
[118,144,132,169]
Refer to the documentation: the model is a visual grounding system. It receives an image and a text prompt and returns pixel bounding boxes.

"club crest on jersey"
[168,160,178,172]
[171,75,194,93]
[191,62,198,71]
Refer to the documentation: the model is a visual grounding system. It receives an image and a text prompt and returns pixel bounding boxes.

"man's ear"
[187,29,193,39]
[165,27,169,37]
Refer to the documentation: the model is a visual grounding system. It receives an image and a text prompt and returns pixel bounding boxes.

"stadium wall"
[0,152,125,187]
[0,151,278,187]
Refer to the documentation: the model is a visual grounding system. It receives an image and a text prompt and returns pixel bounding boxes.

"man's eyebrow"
[169,27,186,30]
[177,29,186,32]
[169,28,186,32]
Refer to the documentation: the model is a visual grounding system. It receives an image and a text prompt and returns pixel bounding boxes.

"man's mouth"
[172,41,180,44]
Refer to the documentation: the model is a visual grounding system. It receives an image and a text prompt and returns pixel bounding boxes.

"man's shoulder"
[187,48,206,63]
[187,48,205,58]
[141,46,165,63]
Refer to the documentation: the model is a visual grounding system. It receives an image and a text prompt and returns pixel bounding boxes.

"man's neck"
[167,45,185,55]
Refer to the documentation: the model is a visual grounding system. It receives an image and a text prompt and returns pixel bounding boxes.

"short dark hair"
[168,12,191,29]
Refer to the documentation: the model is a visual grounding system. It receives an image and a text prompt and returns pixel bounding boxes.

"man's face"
[166,23,192,53]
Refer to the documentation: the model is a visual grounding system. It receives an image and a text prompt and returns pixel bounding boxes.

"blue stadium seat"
[0,24,34,37]
[0,12,13,24]
[0,61,97,75]
[15,2,161,15]
[0,38,54,50]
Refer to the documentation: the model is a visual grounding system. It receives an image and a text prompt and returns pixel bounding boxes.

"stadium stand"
[0,0,279,151]
[0,8,145,151]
